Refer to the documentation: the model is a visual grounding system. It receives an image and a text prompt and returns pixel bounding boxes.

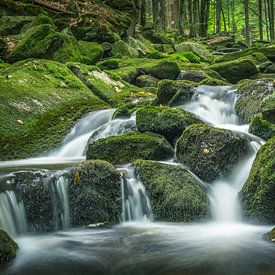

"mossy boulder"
[0,59,108,160]
[208,59,259,83]
[141,61,180,80]
[136,106,202,143]
[178,69,209,83]
[175,42,213,62]
[176,124,248,182]
[7,24,63,63]
[134,74,160,88]
[52,29,103,65]
[266,228,275,242]
[199,77,228,86]
[261,93,275,123]
[235,79,274,123]
[169,51,200,63]
[134,160,208,222]
[0,230,18,263]
[142,29,172,44]
[249,115,275,141]
[156,79,197,105]
[112,40,139,58]
[98,58,120,70]
[241,137,275,223]
[87,132,173,164]
[69,160,121,226]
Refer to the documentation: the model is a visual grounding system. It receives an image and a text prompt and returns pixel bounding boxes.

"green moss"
[235,79,274,123]
[146,50,164,59]
[261,93,275,123]
[87,132,173,164]
[199,77,228,86]
[266,228,275,241]
[136,106,202,143]
[112,40,139,58]
[0,59,108,160]
[0,230,18,263]
[134,74,160,88]
[241,137,275,223]
[134,160,208,222]
[69,160,121,226]
[176,124,248,182]
[169,51,200,63]
[208,58,259,84]
[97,58,120,70]
[249,115,275,141]
[156,79,197,106]
[7,24,63,63]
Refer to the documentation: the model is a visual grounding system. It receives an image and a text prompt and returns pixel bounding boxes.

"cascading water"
[119,165,153,222]
[182,85,263,222]
[0,191,27,236]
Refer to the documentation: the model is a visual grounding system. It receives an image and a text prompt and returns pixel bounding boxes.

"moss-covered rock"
[249,115,275,140]
[169,51,200,63]
[69,160,121,226]
[0,59,108,160]
[235,79,274,123]
[241,137,275,223]
[112,40,139,58]
[156,79,197,105]
[141,60,180,80]
[261,93,275,123]
[134,160,209,222]
[208,58,259,84]
[175,42,213,62]
[136,106,202,143]
[87,132,173,164]
[266,227,275,242]
[178,69,209,83]
[142,29,172,44]
[176,124,248,182]
[0,230,18,263]
[98,58,120,70]
[134,74,160,88]
[7,24,63,63]
[52,29,103,65]
[199,77,228,86]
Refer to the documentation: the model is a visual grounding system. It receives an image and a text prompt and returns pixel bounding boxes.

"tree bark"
[244,0,251,46]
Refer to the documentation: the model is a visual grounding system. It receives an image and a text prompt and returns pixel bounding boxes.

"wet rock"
[249,115,275,141]
[134,160,209,222]
[156,79,197,106]
[241,137,275,223]
[69,160,121,226]
[176,124,248,182]
[87,132,173,164]
[266,227,275,242]
[0,230,18,263]
[199,77,228,86]
[235,79,274,123]
[208,59,259,84]
[134,74,160,88]
[136,106,202,143]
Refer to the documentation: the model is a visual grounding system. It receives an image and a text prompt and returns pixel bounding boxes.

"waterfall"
[119,166,153,223]
[182,85,262,223]
[0,191,27,236]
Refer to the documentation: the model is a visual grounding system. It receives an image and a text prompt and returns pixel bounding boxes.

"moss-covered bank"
[0,230,18,263]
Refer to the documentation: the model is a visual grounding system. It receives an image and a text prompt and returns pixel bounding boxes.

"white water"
[118,165,153,222]
[183,85,263,222]
[0,191,27,236]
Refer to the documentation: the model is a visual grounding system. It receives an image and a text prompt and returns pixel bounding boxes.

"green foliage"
[69,160,121,226]
[0,230,18,263]
[241,137,275,223]
[136,106,202,143]
[176,124,248,182]
[87,132,173,164]
[134,160,209,222]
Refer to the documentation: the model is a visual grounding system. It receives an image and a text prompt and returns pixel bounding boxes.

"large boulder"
[0,59,108,160]
[0,230,18,263]
[69,160,121,226]
[134,160,209,222]
[136,106,202,143]
[235,79,274,123]
[208,59,259,83]
[175,42,213,62]
[241,137,275,223]
[112,40,139,58]
[140,61,180,80]
[249,115,275,141]
[266,228,275,242]
[7,24,63,63]
[87,132,173,164]
[176,124,248,182]
[156,79,197,105]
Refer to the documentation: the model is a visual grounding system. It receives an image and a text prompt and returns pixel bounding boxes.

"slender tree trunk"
[227,0,231,31]
[244,0,251,46]
[140,0,146,26]
[159,0,167,30]
[216,0,221,33]
[221,6,227,33]
[258,0,263,40]
[267,0,274,41]
[264,0,270,40]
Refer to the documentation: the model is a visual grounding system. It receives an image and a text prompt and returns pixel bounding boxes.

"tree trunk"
[216,0,221,33]
[259,0,263,40]
[244,0,251,46]
[267,0,274,41]
[140,0,146,26]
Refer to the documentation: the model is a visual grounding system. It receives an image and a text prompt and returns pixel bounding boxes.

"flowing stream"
[0,86,274,275]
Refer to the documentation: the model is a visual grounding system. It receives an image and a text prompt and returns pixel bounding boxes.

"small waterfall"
[54,176,70,230]
[0,191,27,236]
[182,85,262,223]
[119,166,153,222]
